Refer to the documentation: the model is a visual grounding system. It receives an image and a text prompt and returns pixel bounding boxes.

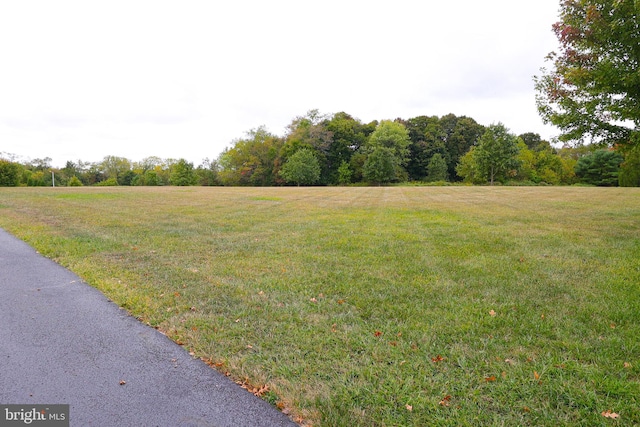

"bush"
[68,176,83,187]
[95,177,119,186]
[0,159,20,186]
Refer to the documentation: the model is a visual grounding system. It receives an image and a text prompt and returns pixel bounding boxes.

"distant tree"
[120,170,137,186]
[426,153,448,182]
[279,148,321,186]
[218,127,283,186]
[28,157,52,171]
[473,123,521,185]
[519,132,553,152]
[68,176,83,186]
[535,0,640,148]
[170,159,197,186]
[196,158,219,186]
[440,114,485,180]
[337,160,352,185]
[363,146,396,185]
[575,149,623,186]
[142,170,160,186]
[0,159,20,186]
[619,146,640,187]
[456,147,484,184]
[367,120,411,168]
[403,115,448,181]
[99,156,132,184]
[325,112,371,184]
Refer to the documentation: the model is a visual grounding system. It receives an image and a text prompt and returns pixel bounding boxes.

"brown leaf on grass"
[485,376,497,382]
[624,362,632,369]
[374,330,382,337]
[405,404,413,412]
[431,355,444,363]
[310,297,317,303]
[439,395,452,406]
[489,309,496,317]
[601,410,620,419]
[534,371,540,381]
[337,299,345,304]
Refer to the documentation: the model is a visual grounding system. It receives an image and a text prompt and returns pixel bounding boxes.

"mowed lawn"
[1,186,639,426]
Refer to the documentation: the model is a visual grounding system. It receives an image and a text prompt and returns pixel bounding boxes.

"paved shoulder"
[0,229,298,427]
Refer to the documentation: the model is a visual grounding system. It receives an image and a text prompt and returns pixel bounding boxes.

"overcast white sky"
[1,0,561,167]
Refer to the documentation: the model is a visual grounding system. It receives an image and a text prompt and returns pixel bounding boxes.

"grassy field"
[0,186,639,426]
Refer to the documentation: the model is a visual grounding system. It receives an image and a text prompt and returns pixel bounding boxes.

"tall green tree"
[456,147,484,184]
[473,123,521,185]
[218,127,283,186]
[282,110,333,184]
[365,120,411,181]
[324,112,371,184]
[362,146,397,185]
[403,115,448,181]
[170,159,197,186]
[279,148,321,186]
[99,156,132,184]
[535,0,640,147]
[426,153,448,182]
[367,120,411,165]
[439,114,486,180]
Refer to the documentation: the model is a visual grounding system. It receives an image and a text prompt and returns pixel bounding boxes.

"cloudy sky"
[1,0,561,167]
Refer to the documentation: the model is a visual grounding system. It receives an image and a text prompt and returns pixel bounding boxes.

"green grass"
[0,186,639,426]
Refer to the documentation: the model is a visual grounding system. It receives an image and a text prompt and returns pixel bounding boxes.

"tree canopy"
[279,148,321,186]
[535,0,640,147]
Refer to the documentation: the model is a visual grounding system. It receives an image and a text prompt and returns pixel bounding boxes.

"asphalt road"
[0,228,298,427]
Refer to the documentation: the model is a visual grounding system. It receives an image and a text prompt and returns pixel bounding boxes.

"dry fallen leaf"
[601,410,620,419]
[439,395,452,406]
[119,380,126,385]
[405,404,413,412]
[489,310,496,317]
[534,371,540,381]
[624,362,632,369]
[374,330,383,337]
[431,355,444,363]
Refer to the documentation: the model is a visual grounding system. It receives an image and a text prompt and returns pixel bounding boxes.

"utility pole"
[52,171,55,187]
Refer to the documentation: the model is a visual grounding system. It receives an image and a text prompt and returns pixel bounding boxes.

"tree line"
[1,110,638,187]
